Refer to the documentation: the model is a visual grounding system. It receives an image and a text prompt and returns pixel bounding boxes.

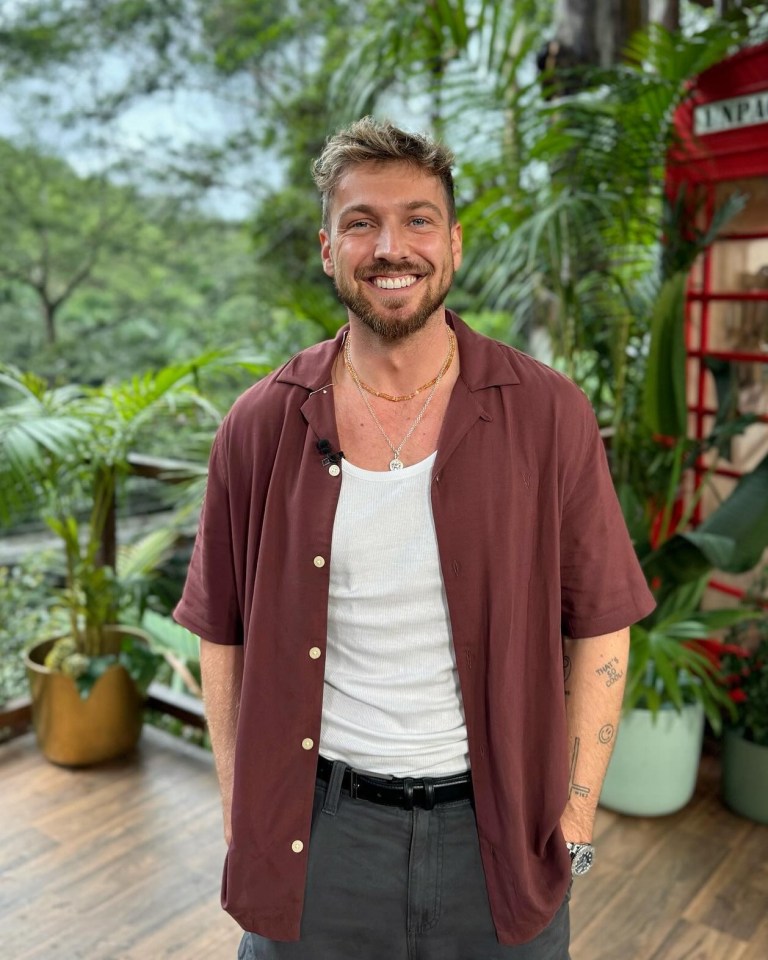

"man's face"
[319,161,462,341]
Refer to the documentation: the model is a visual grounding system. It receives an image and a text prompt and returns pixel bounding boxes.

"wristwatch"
[565,841,595,877]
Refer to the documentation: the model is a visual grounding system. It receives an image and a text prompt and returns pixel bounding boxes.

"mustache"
[356,261,430,279]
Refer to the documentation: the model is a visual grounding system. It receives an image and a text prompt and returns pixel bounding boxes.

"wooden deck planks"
[570,751,768,960]
[646,919,747,960]
[2,731,767,959]
[1,728,240,960]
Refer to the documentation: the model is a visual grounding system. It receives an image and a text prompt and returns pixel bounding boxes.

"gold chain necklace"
[344,329,454,471]
[344,329,456,402]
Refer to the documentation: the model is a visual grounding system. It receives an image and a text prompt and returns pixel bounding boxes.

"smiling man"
[174,117,654,960]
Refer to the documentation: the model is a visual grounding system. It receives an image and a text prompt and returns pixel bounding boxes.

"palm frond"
[117,526,179,579]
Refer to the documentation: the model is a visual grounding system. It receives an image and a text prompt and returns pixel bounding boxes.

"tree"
[549,0,646,67]
[545,0,767,71]
[0,140,141,345]
[0,138,275,382]
[0,1,385,357]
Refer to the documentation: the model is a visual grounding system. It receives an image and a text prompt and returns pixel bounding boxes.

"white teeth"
[373,275,417,289]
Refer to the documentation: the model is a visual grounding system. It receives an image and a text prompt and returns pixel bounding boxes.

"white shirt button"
[291,840,304,854]
[301,738,314,751]
[328,464,341,477]
[313,556,326,568]
[309,646,322,660]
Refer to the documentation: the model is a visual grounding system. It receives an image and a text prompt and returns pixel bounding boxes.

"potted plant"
[599,571,756,816]
[719,613,768,825]
[600,432,768,814]
[0,358,218,765]
[601,428,767,817]
[602,389,766,814]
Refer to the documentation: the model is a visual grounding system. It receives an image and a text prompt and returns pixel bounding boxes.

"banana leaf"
[644,450,768,583]
[642,271,688,439]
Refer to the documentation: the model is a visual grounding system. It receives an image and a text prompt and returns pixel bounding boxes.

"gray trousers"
[239,761,571,960]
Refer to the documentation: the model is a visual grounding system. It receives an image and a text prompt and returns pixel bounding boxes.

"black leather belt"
[316,755,473,811]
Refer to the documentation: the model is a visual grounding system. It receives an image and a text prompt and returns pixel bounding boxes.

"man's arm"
[561,628,630,842]
[201,638,244,845]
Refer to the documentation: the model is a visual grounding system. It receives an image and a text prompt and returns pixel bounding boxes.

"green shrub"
[0,556,66,705]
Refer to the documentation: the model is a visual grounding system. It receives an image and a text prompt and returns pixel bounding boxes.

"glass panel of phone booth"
[714,177,768,234]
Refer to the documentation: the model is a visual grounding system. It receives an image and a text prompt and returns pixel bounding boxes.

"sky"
[0,2,282,219]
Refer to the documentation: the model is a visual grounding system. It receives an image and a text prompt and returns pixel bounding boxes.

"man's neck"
[345,309,453,396]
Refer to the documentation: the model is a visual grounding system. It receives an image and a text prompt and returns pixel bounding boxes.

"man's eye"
[410,217,428,226]
[349,220,370,229]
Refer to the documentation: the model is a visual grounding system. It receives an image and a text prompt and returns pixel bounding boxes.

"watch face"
[571,844,594,876]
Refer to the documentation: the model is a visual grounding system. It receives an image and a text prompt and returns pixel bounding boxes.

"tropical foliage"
[0,558,65,708]
[0,356,235,693]
[722,629,768,746]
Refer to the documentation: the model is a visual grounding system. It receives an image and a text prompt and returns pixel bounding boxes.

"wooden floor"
[573,749,768,960]
[2,729,767,960]
[1,728,241,960]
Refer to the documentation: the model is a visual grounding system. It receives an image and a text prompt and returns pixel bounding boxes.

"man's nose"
[374,223,409,261]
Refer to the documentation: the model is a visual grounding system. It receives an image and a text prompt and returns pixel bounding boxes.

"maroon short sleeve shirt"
[174,312,654,945]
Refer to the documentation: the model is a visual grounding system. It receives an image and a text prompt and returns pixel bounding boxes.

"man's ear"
[319,228,334,277]
[451,222,463,272]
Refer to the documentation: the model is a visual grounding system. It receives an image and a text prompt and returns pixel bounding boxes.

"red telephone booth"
[666,42,768,599]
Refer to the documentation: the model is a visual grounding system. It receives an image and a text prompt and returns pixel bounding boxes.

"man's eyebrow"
[403,200,444,217]
[336,200,445,221]
[336,203,377,221]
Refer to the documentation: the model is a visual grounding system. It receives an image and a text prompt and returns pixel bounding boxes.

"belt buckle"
[349,769,360,800]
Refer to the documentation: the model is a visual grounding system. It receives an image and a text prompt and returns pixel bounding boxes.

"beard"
[332,260,454,342]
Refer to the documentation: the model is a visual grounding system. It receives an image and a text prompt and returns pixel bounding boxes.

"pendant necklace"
[344,329,455,471]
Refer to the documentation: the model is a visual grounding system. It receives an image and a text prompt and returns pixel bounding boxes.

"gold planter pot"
[24,626,149,767]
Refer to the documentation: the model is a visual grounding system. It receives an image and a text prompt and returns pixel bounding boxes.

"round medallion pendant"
[389,458,404,471]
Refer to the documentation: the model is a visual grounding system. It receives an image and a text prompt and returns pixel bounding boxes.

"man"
[174,117,654,959]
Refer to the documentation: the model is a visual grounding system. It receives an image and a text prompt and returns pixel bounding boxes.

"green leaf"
[642,533,719,586]
[641,448,768,583]
[119,636,163,696]
[649,641,683,710]
[688,451,768,573]
[662,608,757,639]
[118,527,178,579]
[74,655,114,699]
[652,577,708,623]
[642,272,687,438]
[141,609,200,661]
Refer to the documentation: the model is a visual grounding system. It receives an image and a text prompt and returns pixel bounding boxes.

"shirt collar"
[275,310,521,392]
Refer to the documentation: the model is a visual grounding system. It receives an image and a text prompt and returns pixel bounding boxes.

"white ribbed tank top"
[319,452,469,777]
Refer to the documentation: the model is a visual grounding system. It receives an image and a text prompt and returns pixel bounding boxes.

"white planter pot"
[599,702,705,816]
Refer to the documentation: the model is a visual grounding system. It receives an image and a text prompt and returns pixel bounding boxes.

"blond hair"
[312,116,456,228]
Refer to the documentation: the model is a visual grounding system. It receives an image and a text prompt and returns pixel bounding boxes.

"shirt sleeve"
[173,422,244,645]
[559,398,655,639]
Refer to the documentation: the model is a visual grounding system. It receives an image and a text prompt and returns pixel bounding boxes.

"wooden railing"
[1,683,206,744]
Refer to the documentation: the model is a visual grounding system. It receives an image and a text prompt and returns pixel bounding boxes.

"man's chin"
[356,309,434,342]
[340,297,444,340]
[334,274,453,341]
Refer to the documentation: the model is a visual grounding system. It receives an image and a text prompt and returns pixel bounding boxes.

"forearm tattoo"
[568,737,591,799]
[598,724,615,745]
[595,656,624,688]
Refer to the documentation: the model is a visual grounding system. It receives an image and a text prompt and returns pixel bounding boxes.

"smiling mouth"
[368,274,421,290]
